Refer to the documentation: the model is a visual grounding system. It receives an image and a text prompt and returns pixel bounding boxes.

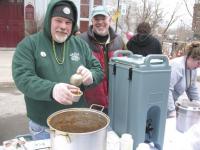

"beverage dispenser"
[108,50,171,150]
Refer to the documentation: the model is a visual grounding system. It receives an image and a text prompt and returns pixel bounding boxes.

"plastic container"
[109,51,171,150]
[107,131,120,150]
[120,133,133,150]
[136,143,159,150]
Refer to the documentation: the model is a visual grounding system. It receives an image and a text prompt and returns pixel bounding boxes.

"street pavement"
[0,50,28,144]
[0,50,14,84]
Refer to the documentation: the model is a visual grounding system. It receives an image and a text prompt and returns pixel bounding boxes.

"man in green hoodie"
[12,0,103,140]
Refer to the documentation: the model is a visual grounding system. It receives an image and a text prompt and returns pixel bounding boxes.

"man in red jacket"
[79,5,125,114]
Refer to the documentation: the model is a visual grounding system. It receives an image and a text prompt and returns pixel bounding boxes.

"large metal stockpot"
[175,99,200,133]
[47,105,110,150]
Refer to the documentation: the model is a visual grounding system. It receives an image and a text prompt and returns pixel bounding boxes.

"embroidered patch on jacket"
[70,52,80,61]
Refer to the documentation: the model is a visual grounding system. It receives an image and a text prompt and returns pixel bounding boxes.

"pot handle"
[54,130,71,143]
[50,129,71,143]
[90,104,104,112]
[65,134,71,143]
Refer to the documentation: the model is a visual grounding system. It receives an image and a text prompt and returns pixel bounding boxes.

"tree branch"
[183,0,193,18]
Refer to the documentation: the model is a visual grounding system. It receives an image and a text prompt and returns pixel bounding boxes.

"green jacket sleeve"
[12,37,56,101]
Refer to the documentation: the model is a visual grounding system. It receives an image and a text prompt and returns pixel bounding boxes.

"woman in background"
[168,41,200,117]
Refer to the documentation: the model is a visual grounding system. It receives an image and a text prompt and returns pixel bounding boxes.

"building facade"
[0,0,105,48]
[0,0,24,47]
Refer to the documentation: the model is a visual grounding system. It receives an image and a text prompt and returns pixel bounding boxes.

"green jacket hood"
[44,0,78,39]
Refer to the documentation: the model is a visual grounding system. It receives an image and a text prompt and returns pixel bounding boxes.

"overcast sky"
[159,0,195,28]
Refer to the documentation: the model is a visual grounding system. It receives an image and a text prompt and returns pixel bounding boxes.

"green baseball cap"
[91,6,110,18]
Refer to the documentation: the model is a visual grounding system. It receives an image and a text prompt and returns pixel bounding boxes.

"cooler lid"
[110,55,163,66]
[110,50,144,66]
[111,55,144,66]
[110,50,169,68]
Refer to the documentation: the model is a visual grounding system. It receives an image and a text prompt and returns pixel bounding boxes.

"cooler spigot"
[145,119,154,140]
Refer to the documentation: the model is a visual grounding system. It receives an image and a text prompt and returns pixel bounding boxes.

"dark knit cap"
[52,3,74,21]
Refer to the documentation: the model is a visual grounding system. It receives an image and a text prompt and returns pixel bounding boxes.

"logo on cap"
[63,7,71,15]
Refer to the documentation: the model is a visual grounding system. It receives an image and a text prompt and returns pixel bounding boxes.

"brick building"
[0,0,105,48]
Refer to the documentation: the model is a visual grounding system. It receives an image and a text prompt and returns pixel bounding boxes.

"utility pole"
[115,0,120,32]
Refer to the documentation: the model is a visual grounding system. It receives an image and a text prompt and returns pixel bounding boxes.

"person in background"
[126,31,134,41]
[12,0,103,140]
[168,41,200,117]
[126,22,162,56]
[79,5,125,114]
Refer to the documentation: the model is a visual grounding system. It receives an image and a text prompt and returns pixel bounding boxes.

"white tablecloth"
[1,118,197,150]
[163,117,200,150]
[163,118,183,150]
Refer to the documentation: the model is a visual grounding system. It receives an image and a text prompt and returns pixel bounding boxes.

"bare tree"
[162,6,180,36]
[116,0,165,34]
[149,0,163,31]
[182,0,193,18]
[111,0,181,42]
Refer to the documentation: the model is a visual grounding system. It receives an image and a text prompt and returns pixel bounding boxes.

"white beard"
[54,33,69,43]
[94,28,109,36]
